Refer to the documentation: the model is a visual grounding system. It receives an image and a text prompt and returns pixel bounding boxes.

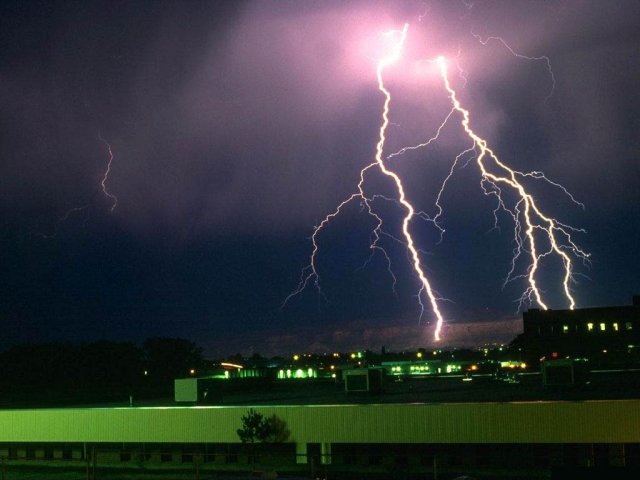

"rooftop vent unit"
[541,358,590,386]
[343,367,385,393]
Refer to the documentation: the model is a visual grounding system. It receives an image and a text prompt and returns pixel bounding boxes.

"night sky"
[1,1,638,357]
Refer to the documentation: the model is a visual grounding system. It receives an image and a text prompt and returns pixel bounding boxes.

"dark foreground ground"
[1,370,639,480]
[2,368,639,409]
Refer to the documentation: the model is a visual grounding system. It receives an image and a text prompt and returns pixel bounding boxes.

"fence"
[0,451,322,480]
[5,444,602,480]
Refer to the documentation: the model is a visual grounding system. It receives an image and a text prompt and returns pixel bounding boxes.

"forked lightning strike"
[283,24,447,341]
[372,25,445,340]
[285,23,589,341]
[432,55,588,310]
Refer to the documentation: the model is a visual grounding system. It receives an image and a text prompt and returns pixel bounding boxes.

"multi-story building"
[521,296,640,362]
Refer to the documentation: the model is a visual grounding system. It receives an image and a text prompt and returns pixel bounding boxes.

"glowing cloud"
[285,23,588,342]
[284,24,447,341]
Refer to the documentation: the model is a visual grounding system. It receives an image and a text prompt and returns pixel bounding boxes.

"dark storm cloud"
[206,316,523,357]
[2,1,637,233]
[0,1,638,354]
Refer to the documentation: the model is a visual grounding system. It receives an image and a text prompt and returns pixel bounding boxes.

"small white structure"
[541,358,590,386]
[174,378,199,402]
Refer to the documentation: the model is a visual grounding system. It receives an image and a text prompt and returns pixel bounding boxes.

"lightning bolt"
[472,33,556,101]
[285,23,585,340]
[284,24,448,341]
[35,133,118,238]
[434,55,589,311]
[373,25,446,340]
[98,132,118,212]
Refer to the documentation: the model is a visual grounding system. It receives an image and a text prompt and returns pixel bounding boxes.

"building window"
[160,453,172,463]
[626,322,633,330]
[394,455,408,466]
[203,452,215,463]
[562,325,569,333]
[62,447,72,460]
[613,323,619,331]
[587,323,594,332]
[120,452,131,462]
[600,323,606,332]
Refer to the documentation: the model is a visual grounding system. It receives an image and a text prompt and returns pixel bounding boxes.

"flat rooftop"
[2,369,639,410]
[198,370,640,407]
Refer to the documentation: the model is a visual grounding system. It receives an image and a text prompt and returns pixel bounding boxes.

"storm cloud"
[1,1,638,355]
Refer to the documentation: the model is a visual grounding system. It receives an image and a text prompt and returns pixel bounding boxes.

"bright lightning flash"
[284,24,447,341]
[433,55,589,310]
[372,25,445,341]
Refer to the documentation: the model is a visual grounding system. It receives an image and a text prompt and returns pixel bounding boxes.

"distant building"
[521,296,640,362]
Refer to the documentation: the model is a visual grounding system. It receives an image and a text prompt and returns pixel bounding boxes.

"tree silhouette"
[237,409,270,443]
[237,409,290,444]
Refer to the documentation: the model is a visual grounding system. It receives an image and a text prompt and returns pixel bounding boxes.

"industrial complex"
[1,298,640,479]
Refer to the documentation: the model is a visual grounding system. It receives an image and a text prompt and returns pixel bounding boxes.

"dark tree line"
[0,337,204,406]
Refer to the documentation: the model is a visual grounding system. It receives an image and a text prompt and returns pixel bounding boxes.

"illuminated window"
[587,323,594,332]
[626,322,633,330]
[599,323,606,331]
[613,323,619,332]
[562,325,569,333]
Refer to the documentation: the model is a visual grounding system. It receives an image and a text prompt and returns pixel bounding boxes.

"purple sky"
[1,1,638,356]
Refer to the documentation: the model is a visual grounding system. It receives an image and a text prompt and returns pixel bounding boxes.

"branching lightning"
[472,32,556,101]
[285,22,589,342]
[36,133,118,238]
[431,55,588,311]
[372,25,445,340]
[284,24,447,341]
